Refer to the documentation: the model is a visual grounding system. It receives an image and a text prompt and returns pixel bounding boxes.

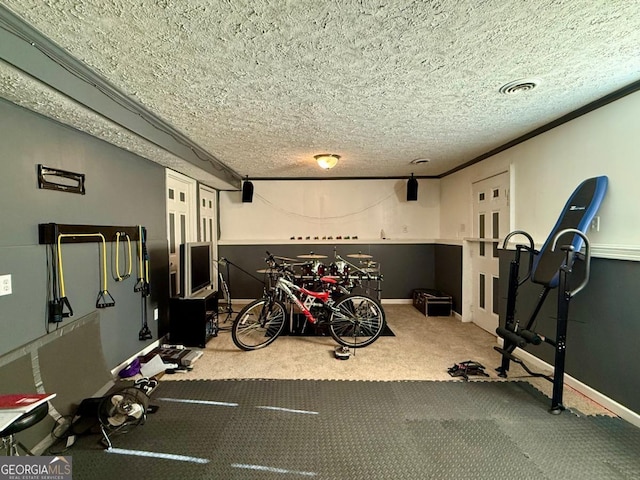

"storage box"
[412,289,452,317]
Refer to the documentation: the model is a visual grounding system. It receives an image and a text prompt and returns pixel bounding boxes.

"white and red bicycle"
[231,252,386,351]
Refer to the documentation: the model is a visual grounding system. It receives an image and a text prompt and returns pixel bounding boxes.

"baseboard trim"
[381,299,412,305]
[110,338,164,377]
[512,346,640,427]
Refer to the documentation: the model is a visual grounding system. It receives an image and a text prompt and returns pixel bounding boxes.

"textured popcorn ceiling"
[1,1,639,185]
[0,60,233,188]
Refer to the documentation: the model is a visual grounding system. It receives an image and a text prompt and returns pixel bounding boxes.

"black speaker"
[407,174,418,201]
[242,179,254,203]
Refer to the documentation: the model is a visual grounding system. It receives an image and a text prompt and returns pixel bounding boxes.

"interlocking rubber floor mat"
[64,379,640,480]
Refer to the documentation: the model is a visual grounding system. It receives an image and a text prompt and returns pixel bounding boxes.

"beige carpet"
[169,304,612,417]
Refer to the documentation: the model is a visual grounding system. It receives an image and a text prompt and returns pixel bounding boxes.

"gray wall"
[218,243,451,302]
[0,100,169,368]
[499,250,640,413]
[434,244,462,314]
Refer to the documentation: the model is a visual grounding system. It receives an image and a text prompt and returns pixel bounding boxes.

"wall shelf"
[38,223,141,244]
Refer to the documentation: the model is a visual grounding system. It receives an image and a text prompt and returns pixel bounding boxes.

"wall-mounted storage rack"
[39,223,141,244]
[39,223,150,325]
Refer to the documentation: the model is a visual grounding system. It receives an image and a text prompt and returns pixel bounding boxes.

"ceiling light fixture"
[315,154,340,170]
[410,158,430,165]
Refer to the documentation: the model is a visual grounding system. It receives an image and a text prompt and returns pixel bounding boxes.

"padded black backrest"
[531,176,608,287]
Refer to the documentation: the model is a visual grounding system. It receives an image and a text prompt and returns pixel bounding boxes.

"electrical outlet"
[402,225,408,233]
[153,308,159,321]
[0,274,12,296]
[591,216,600,232]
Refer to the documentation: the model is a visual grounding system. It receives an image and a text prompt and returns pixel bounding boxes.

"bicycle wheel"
[232,298,286,350]
[328,294,386,348]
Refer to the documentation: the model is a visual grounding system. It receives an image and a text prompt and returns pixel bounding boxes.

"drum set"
[257,251,382,300]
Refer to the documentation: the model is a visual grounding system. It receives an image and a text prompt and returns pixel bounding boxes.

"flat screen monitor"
[179,242,212,298]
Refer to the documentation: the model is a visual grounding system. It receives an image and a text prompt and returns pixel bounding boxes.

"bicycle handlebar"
[264,251,296,278]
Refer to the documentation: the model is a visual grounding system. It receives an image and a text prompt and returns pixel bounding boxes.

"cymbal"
[361,267,379,273]
[347,253,373,259]
[297,253,328,259]
[256,268,280,274]
[273,255,297,262]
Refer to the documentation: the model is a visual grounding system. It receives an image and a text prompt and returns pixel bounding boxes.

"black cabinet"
[169,289,218,347]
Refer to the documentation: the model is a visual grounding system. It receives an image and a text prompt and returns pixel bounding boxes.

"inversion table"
[494,175,608,414]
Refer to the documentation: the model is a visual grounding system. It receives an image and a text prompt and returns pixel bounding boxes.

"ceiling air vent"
[499,79,540,95]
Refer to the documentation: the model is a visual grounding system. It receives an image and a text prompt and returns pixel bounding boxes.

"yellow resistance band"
[115,231,132,281]
[57,233,108,297]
